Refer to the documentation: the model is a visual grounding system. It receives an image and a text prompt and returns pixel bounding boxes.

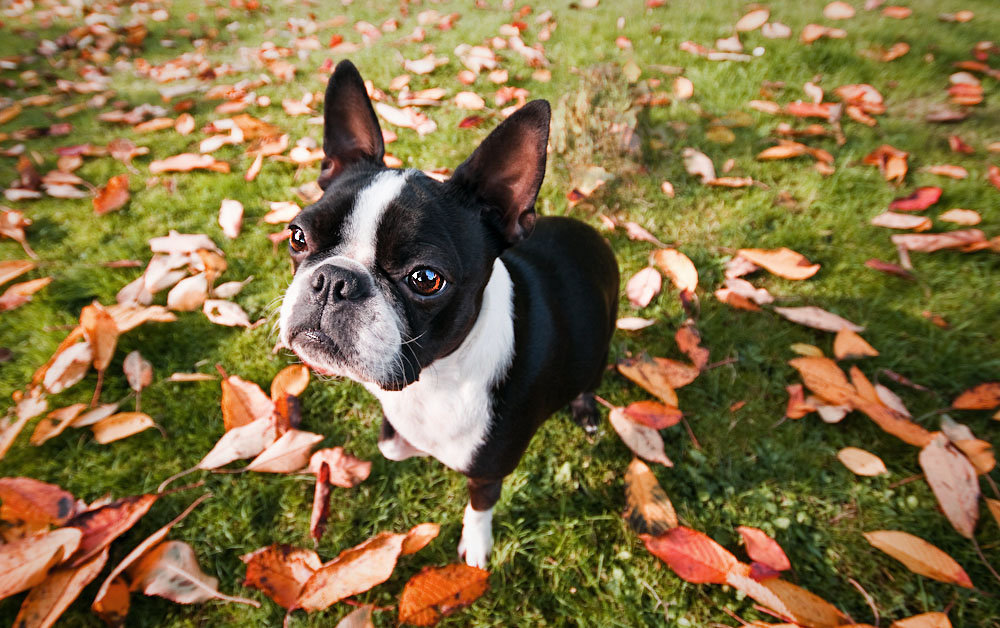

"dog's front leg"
[458,477,502,568]
[377,416,428,461]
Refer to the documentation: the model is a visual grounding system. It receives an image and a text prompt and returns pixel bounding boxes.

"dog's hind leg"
[569,392,600,435]
[458,477,502,568]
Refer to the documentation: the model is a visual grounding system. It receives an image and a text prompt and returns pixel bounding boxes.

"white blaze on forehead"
[342,169,408,267]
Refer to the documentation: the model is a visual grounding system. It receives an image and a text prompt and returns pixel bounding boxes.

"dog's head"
[279,60,550,391]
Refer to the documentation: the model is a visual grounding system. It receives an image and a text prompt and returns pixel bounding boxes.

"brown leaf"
[890,613,953,628]
[308,447,372,488]
[774,306,864,333]
[129,540,258,606]
[401,523,441,556]
[622,400,683,430]
[245,429,323,473]
[675,320,709,369]
[80,302,118,372]
[891,229,986,253]
[640,526,737,584]
[296,531,408,611]
[0,259,35,286]
[221,374,275,431]
[123,351,153,392]
[0,277,52,311]
[398,564,490,626]
[833,328,879,360]
[241,544,322,609]
[65,493,157,567]
[736,248,820,280]
[618,353,699,396]
[737,526,790,572]
[93,174,130,215]
[918,435,979,538]
[724,564,848,628]
[92,412,155,444]
[952,382,1000,410]
[707,176,755,188]
[0,477,77,525]
[608,407,673,467]
[0,528,82,599]
[864,530,973,588]
[624,458,678,535]
[14,547,108,628]
[651,248,699,295]
[625,266,662,308]
[148,153,230,174]
[837,447,888,476]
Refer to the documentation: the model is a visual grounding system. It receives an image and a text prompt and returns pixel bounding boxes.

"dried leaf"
[837,447,888,476]
[92,412,155,444]
[788,357,856,406]
[199,417,276,470]
[725,564,848,628]
[123,351,153,392]
[616,317,657,331]
[640,526,737,584]
[245,429,323,473]
[622,400,683,430]
[398,564,490,626]
[833,328,879,360]
[735,8,770,32]
[218,199,243,239]
[1,277,52,311]
[737,248,820,280]
[937,209,980,225]
[14,547,108,628]
[308,447,372,488]
[675,321,709,370]
[785,384,817,419]
[0,477,77,526]
[890,613,953,628]
[918,435,979,538]
[241,544,322,609]
[624,458,677,535]
[865,258,915,280]
[93,174,130,215]
[737,526,790,572]
[222,374,275,431]
[952,382,1000,410]
[0,259,35,286]
[864,530,973,588]
[891,229,986,253]
[129,540,258,606]
[166,273,208,312]
[401,523,441,557]
[204,299,252,327]
[608,407,673,467]
[336,605,374,628]
[625,266,662,308]
[651,248,698,295]
[774,306,864,333]
[824,1,855,19]
[80,302,118,372]
[148,153,230,174]
[871,212,933,231]
[682,148,716,183]
[42,342,92,394]
[889,187,943,211]
[0,528,82,599]
[65,493,157,567]
[296,531,408,611]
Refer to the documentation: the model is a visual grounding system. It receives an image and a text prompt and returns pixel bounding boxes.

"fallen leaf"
[166,273,208,312]
[890,613,953,628]
[608,407,673,467]
[833,328,879,359]
[919,435,979,538]
[80,302,118,372]
[785,383,817,419]
[335,605,374,628]
[737,526,790,573]
[246,429,323,473]
[42,342,92,394]
[296,530,409,611]
[129,540,258,606]
[398,564,489,626]
[204,299,252,327]
[123,351,153,393]
[863,144,909,183]
[707,176,754,188]
[724,564,848,628]
[30,403,86,446]
[924,165,968,180]
[1,208,37,258]
[65,493,157,567]
[675,320,709,370]
[0,528,82,599]
[622,400,683,430]
[218,199,243,239]
[865,259,914,280]
[788,357,856,406]
[93,175,130,215]
[624,458,677,535]
[241,544,322,609]
[640,526,737,584]
[937,209,980,225]
[891,229,986,253]
[221,374,275,431]
[92,412,155,444]
[308,447,372,488]
[625,266,662,308]
[837,447,888,476]
[14,547,108,628]
[0,396,48,460]
[774,306,864,333]
[0,477,77,526]
[673,77,694,100]
[682,147,716,183]
[616,317,656,331]
[824,1,855,19]
[651,248,698,295]
[618,354,699,398]
[0,260,35,285]
[952,382,1000,410]
[735,8,770,32]
[882,5,912,19]
[889,187,943,211]
[198,417,276,470]
[1,276,52,311]
[864,530,973,588]
[401,523,441,557]
[871,212,933,231]
[737,248,820,280]
[148,154,230,174]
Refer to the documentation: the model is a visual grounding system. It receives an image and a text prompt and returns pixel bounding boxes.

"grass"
[1,0,999,626]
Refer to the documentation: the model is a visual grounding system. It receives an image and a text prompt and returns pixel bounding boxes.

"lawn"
[1,0,998,626]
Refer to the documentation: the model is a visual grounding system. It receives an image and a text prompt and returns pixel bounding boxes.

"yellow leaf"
[864,530,973,588]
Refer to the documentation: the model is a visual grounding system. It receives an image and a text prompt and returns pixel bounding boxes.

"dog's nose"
[310,264,371,302]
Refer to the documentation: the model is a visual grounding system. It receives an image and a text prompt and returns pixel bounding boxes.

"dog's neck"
[365,258,515,472]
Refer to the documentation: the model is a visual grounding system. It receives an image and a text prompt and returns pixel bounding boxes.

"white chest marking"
[342,169,408,267]
[368,259,516,472]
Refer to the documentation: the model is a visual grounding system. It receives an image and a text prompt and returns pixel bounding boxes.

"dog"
[279,60,619,567]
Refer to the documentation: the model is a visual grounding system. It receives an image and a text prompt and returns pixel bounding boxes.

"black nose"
[310,264,371,302]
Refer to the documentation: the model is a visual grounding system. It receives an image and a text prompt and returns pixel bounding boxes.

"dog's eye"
[289,226,307,252]
[407,268,446,296]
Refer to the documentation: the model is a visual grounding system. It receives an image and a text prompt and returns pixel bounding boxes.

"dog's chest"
[367,259,515,473]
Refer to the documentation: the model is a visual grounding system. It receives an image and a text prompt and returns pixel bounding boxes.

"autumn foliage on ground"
[1,0,999,626]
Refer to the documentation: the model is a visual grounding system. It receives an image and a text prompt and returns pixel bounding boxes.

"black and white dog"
[279,61,618,567]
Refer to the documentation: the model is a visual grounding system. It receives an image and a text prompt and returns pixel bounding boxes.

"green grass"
[1,0,999,626]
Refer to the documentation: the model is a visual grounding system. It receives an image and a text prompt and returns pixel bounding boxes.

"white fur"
[458,504,494,568]
[377,430,429,460]
[367,258,516,473]
[342,169,408,267]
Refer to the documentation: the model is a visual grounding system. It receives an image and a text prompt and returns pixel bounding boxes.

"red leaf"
[65,494,158,567]
[0,477,78,526]
[622,400,683,430]
[888,187,942,211]
[310,462,332,545]
[93,174,130,215]
[640,526,738,584]
[737,526,791,572]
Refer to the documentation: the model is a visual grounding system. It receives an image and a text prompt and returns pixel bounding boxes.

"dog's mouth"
[288,329,416,390]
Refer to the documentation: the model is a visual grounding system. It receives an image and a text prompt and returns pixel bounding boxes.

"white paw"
[457,504,493,568]
[377,433,428,461]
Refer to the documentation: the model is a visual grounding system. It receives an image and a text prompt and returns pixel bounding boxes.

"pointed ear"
[317,60,385,189]
[450,100,550,245]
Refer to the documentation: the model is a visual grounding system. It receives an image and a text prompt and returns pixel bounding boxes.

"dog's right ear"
[318,60,385,189]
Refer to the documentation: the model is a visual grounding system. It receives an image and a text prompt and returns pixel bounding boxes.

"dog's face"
[279,61,550,391]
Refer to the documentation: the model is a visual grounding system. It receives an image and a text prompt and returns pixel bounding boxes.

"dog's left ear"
[318,60,385,189]
[450,100,550,245]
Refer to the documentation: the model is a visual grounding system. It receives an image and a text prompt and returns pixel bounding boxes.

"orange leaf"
[789,356,856,406]
[624,458,678,535]
[891,229,986,253]
[725,564,848,628]
[270,364,310,401]
[80,302,118,371]
[0,477,77,526]
[401,523,441,556]
[737,526,790,572]
[398,564,490,626]
[833,328,879,360]
[640,526,738,584]
[952,382,1000,410]
[736,248,820,280]
[148,153,230,174]
[864,530,973,588]
[618,354,698,397]
[775,306,864,334]
[889,187,942,211]
[245,429,323,473]
[871,212,933,231]
[623,400,683,430]
[757,142,809,160]
[918,435,979,539]
[0,528,82,600]
[784,383,816,419]
[608,407,673,467]
[92,577,129,627]
[91,412,155,444]
[65,494,157,567]
[651,248,699,294]
[675,320,709,370]
[14,547,108,628]
[221,374,275,431]
[890,613,952,628]
[0,277,52,311]
[92,174,130,215]
[311,463,332,544]
[296,531,407,611]
[0,259,35,286]
[837,447,888,476]
[241,544,322,609]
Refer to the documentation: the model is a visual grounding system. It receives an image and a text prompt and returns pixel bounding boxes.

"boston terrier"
[279,60,619,567]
